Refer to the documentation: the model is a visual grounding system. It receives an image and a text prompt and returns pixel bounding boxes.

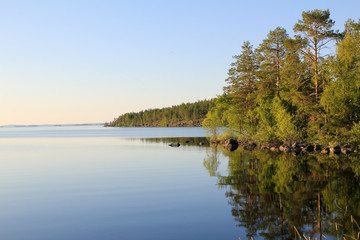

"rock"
[260,145,269,150]
[243,142,257,151]
[330,146,341,154]
[314,144,322,151]
[341,145,352,154]
[279,145,291,153]
[270,147,278,152]
[293,147,302,155]
[169,142,180,147]
[223,139,239,151]
[302,144,314,152]
[291,142,300,148]
[341,148,352,154]
[321,147,330,154]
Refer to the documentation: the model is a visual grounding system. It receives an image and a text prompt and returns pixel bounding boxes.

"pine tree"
[256,27,288,97]
[294,9,339,101]
[223,41,259,136]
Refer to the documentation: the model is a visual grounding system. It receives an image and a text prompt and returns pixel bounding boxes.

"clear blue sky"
[0,0,359,125]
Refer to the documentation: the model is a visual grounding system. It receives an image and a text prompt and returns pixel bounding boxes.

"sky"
[0,0,359,125]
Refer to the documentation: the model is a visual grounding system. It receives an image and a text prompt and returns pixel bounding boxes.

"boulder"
[270,146,278,152]
[260,145,269,150]
[243,142,257,151]
[330,146,341,154]
[302,144,314,152]
[223,139,239,151]
[321,147,330,154]
[293,147,302,155]
[292,142,300,149]
[169,142,180,147]
[279,145,291,153]
[314,144,322,151]
[341,148,352,154]
[341,145,352,154]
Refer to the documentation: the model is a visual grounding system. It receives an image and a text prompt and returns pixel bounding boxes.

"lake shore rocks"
[330,146,341,154]
[218,138,357,155]
[242,142,257,151]
[279,145,292,153]
[223,139,239,151]
[321,147,330,154]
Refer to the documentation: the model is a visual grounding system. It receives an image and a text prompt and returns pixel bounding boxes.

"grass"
[293,216,360,240]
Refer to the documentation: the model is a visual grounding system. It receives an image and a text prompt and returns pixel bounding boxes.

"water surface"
[0,126,238,240]
[1,126,360,239]
[0,125,207,138]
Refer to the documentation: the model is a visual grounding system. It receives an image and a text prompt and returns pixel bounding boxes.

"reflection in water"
[205,147,360,239]
[203,147,220,177]
[138,137,209,146]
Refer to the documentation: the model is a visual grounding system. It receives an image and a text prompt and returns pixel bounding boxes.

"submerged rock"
[169,142,180,147]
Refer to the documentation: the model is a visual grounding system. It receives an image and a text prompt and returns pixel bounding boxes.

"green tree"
[202,108,222,138]
[271,97,299,144]
[320,18,360,139]
[256,27,288,97]
[294,9,339,101]
[223,41,259,136]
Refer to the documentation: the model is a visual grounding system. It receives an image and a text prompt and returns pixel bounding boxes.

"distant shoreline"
[0,123,104,128]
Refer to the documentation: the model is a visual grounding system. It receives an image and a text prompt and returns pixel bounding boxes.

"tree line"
[203,9,360,146]
[106,99,215,127]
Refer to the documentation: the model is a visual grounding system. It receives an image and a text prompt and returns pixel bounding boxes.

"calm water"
[1,126,360,239]
[0,125,207,138]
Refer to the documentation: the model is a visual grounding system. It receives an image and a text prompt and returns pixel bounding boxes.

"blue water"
[0,126,240,240]
[0,125,207,138]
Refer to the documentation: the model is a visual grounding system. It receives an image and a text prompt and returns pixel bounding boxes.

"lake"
[0,126,359,239]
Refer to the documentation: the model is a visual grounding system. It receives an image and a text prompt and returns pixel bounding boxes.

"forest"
[106,99,215,127]
[203,9,360,147]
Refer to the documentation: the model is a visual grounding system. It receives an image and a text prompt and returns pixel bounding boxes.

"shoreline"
[211,138,358,155]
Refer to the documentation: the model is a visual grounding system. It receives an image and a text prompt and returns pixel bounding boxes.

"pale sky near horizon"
[1,0,359,125]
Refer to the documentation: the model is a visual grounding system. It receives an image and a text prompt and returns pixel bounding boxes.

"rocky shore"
[212,139,358,155]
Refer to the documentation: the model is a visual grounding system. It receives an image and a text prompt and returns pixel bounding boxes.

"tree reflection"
[203,147,220,176]
[208,148,360,239]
